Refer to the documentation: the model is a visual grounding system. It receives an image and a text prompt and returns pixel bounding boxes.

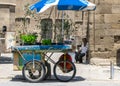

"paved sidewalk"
[0,62,120,81]
[75,63,120,81]
[0,53,120,81]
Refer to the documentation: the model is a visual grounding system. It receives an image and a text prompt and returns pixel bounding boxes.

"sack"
[59,53,72,70]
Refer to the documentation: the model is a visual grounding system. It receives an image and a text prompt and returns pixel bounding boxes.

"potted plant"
[20,34,37,45]
[42,39,52,45]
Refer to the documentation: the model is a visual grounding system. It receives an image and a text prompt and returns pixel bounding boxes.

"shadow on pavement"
[11,75,85,83]
[43,75,85,83]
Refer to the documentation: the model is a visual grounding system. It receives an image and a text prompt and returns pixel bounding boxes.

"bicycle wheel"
[53,60,76,82]
[22,60,46,83]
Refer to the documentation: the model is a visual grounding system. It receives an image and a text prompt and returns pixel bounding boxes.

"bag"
[59,53,72,70]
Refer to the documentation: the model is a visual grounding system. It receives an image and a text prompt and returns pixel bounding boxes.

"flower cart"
[12,0,96,83]
[12,45,76,82]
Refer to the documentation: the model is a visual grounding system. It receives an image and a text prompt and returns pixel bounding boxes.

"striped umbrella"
[29,0,96,42]
[30,0,96,13]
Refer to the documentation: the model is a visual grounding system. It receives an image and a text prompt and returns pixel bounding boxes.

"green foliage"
[20,34,37,44]
[24,3,34,17]
[42,39,51,45]
[64,20,71,35]
[64,20,70,30]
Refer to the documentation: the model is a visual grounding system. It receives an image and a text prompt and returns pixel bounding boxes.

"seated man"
[75,38,88,63]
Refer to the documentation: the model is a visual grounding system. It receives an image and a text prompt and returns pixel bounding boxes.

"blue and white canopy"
[30,0,96,13]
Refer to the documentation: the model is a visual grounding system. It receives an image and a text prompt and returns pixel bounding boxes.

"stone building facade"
[0,0,16,52]
[15,0,85,45]
[0,0,120,65]
[89,0,120,65]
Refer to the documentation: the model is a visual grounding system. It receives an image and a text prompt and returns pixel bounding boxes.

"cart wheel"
[44,61,51,80]
[22,60,46,83]
[53,60,76,82]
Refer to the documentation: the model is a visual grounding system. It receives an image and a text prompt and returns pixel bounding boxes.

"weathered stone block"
[95,0,112,5]
[0,0,16,3]
[100,36,114,44]
[90,51,116,60]
[95,29,105,36]
[89,38,94,45]
[95,14,104,24]
[95,0,120,5]
[75,11,83,22]
[94,45,105,52]
[0,8,10,29]
[90,57,116,66]
[109,50,117,57]
[93,35,114,49]
[94,37,101,45]
[111,24,120,29]
[112,0,120,4]
[91,52,110,58]
[103,44,114,51]
[104,14,120,24]
[112,5,120,13]
[106,29,120,36]
[94,43,113,52]
[89,45,95,51]
[0,40,5,52]
[95,4,112,14]
[89,12,94,22]
[95,24,112,30]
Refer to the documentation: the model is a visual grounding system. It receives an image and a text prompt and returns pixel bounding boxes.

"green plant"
[20,34,37,44]
[64,20,70,34]
[42,39,51,45]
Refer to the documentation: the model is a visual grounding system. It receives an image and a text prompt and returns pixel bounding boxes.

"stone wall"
[0,0,16,31]
[1,0,120,65]
[89,0,120,65]
[0,1,16,52]
[15,0,85,44]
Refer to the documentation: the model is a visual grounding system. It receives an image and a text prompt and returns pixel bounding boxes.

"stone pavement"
[0,53,120,81]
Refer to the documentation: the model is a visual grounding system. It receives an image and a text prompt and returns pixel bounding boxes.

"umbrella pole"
[86,11,90,63]
[61,11,64,43]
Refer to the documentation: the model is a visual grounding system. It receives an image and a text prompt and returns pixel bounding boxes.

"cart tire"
[22,60,46,83]
[44,61,51,80]
[53,60,76,82]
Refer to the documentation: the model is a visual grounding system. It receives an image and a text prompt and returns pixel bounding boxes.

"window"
[41,19,53,39]
[114,36,120,43]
